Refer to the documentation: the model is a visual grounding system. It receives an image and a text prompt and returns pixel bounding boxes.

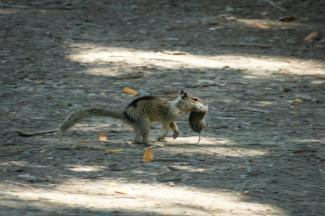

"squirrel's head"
[176,90,208,113]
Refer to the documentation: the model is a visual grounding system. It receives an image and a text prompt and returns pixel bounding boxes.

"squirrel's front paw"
[172,131,179,140]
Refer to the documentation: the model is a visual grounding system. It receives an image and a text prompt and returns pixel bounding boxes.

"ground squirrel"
[17,90,208,145]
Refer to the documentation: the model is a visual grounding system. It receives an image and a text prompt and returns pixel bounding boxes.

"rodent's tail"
[17,108,123,137]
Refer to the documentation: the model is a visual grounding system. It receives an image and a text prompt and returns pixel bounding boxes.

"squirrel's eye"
[193,97,198,101]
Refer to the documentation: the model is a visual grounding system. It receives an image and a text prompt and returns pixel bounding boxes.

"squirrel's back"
[124,96,176,123]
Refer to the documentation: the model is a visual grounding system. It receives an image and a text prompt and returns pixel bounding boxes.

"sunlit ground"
[67,165,106,172]
[1,180,284,215]
[291,138,325,144]
[235,18,309,29]
[162,136,268,157]
[67,46,325,77]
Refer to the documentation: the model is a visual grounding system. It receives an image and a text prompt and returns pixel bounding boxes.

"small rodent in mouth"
[189,111,207,133]
[189,108,208,144]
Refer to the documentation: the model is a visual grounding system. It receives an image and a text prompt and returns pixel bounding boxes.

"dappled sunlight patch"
[255,100,275,107]
[66,46,325,77]
[163,136,268,157]
[0,160,52,171]
[235,18,306,30]
[170,136,233,145]
[242,74,261,80]
[165,145,268,157]
[311,79,325,85]
[0,161,28,167]
[66,165,106,172]
[211,147,268,157]
[167,164,207,173]
[291,138,325,144]
[2,180,284,215]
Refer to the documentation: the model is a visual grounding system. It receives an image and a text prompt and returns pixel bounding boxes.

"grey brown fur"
[17,90,208,145]
[189,111,208,133]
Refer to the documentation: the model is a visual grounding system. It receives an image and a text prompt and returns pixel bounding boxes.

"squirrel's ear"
[180,90,185,95]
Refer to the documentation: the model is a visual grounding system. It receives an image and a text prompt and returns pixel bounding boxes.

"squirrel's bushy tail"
[17,108,123,137]
[59,108,123,131]
[17,129,58,137]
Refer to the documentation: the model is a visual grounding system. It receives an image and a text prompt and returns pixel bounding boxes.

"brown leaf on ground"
[143,147,154,162]
[99,132,109,141]
[122,87,139,96]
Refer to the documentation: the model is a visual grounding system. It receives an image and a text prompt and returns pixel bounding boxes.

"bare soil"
[1,0,325,215]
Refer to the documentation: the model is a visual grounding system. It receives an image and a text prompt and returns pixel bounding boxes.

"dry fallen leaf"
[304,31,320,43]
[122,87,139,96]
[98,132,109,141]
[143,147,154,162]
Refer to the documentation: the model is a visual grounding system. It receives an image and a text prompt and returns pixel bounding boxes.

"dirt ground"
[1,0,325,215]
